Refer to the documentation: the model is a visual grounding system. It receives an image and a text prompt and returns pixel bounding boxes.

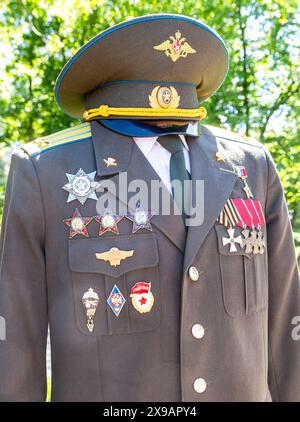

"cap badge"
[82,288,99,333]
[104,157,117,167]
[153,30,196,62]
[63,208,92,238]
[95,247,134,267]
[107,285,126,317]
[130,282,154,314]
[149,86,180,109]
[63,168,100,204]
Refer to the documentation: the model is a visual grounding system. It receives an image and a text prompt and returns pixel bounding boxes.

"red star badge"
[63,208,92,238]
[94,206,123,236]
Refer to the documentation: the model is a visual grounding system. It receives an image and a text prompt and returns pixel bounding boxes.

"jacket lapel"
[183,126,239,271]
[90,121,186,252]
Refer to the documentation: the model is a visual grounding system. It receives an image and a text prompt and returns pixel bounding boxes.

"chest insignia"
[63,168,100,204]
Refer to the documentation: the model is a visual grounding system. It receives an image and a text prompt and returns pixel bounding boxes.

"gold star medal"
[235,166,253,199]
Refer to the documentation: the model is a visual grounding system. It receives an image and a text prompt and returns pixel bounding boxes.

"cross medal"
[222,228,242,252]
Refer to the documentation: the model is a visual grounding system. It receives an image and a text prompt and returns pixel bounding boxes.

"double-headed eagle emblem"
[153,30,196,62]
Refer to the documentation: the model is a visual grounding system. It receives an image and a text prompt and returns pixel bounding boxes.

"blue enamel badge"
[107,285,126,317]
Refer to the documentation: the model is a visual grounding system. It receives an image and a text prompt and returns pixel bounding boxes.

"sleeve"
[0,149,48,401]
[264,146,300,402]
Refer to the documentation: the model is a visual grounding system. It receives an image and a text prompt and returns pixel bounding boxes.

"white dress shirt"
[133,135,191,193]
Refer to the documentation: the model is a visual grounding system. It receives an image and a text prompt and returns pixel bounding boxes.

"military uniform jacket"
[0,121,299,402]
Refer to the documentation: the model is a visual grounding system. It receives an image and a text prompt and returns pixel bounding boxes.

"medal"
[130,282,154,314]
[126,201,154,233]
[107,285,126,317]
[82,288,99,333]
[94,205,123,236]
[63,208,92,238]
[63,168,100,204]
[235,166,253,199]
[222,228,242,253]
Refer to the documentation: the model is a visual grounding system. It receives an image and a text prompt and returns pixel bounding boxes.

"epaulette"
[204,125,262,149]
[22,122,92,157]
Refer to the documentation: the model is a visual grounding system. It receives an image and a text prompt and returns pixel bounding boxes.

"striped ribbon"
[217,199,241,228]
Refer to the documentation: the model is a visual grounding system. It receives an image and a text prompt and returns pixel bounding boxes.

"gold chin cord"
[82,104,207,120]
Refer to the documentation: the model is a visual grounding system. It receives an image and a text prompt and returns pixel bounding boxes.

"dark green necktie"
[157,135,191,222]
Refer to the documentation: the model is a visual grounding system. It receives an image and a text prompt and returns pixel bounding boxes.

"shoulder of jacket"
[203,124,263,149]
[21,122,92,157]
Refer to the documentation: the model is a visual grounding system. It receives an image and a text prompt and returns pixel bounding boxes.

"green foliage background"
[0,0,299,253]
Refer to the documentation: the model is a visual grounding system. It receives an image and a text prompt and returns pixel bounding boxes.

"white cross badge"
[222,228,242,253]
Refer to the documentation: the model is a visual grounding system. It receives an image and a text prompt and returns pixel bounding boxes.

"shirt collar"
[134,134,189,157]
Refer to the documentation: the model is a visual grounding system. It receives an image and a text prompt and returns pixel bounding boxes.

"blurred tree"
[0,0,299,227]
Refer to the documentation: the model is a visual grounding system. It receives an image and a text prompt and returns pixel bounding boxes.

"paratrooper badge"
[130,282,154,314]
[82,288,99,333]
[62,168,100,204]
[107,285,126,317]
[63,208,92,238]
[153,30,196,62]
[95,247,134,267]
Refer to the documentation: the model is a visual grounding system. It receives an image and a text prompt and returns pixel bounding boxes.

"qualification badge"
[82,288,99,333]
[130,282,154,314]
[94,205,123,236]
[63,208,92,238]
[63,168,100,204]
[107,285,126,317]
[95,247,134,267]
[126,202,154,233]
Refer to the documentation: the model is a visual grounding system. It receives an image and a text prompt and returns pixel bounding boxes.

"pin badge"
[63,208,92,238]
[82,288,99,333]
[95,247,134,267]
[104,157,117,167]
[126,202,154,233]
[130,282,154,314]
[215,151,225,162]
[94,205,123,236]
[63,168,100,204]
[222,228,242,253]
[153,31,196,62]
[107,285,126,317]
